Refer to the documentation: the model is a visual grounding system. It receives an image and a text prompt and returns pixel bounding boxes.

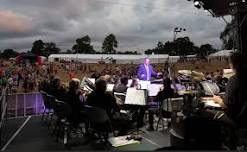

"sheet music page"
[107,84,115,92]
[108,135,140,147]
[201,99,221,108]
[125,88,147,106]
[127,79,132,87]
[138,80,150,90]
[80,77,87,88]
[148,84,163,96]
[88,78,95,84]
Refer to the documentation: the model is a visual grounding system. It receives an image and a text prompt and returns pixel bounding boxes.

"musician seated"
[86,79,133,135]
[212,52,247,149]
[90,71,101,80]
[113,76,128,93]
[130,78,139,88]
[47,77,67,101]
[147,78,175,131]
[65,79,85,128]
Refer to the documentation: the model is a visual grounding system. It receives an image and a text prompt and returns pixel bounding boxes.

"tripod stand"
[124,88,148,135]
[126,105,147,135]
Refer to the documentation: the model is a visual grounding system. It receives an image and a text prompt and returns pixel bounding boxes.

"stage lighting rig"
[189,0,246,17]
[187,0,247,55]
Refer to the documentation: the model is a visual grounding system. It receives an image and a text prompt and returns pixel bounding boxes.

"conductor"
[137,58,161,81]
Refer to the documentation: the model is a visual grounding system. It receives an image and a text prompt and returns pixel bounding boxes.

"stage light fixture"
[194,1,201,9]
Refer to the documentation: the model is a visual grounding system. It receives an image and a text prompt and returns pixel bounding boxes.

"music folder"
[148,84,163,97]
[138,80,150,90]
[124,88,147,106]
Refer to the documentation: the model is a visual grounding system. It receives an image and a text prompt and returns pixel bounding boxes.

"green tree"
[31,40,45,56]
[145,49,153,55]
[174,37,197,57]
[220,18,237,50]
[72,35,95,54]
[1,49,19,59]
[66,49,73,54]
[197,44,217,59]
[102,34,118,54]
[43,42,60,57]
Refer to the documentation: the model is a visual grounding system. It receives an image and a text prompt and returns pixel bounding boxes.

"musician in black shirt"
[213,52,247,149]
[86,79,133,135]
[65,79,84,128]
[214,52,247,127]
[147,78,174,131]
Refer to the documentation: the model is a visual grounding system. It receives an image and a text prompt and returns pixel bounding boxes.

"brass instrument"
[80,77,95,93]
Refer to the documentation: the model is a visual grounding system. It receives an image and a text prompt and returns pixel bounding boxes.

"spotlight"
[194,1,201,9]
[194,1,200,5]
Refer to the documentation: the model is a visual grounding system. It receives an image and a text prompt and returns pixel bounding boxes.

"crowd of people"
[0,58,229,94]
[0,61,58,93]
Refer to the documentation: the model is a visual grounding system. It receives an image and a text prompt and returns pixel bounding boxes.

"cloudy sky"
[0,0,230,53]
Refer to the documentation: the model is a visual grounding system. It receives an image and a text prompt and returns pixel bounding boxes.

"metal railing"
[0,87,8,145]
[6,92,44,118]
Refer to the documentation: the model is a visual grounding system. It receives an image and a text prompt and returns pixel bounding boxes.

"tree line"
[145,37,217,59]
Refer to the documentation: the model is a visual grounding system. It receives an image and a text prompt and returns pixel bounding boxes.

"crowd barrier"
[0,87,8,145]
[6,92,44,118]
[0,88,8,122]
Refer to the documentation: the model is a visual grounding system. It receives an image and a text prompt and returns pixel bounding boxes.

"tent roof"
[48,54,169,60]
[209,50,233,57]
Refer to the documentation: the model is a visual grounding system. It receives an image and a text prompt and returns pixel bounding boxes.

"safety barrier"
[6,92,44,118]
[0,87,8,145]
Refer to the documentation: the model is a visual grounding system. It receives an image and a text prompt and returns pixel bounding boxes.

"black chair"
[183,116,223,150]
[81,105,116,143]
[45,94,57,128]
[40,91,53,123]
[156,97,184,131]
[52,99,73,148]
[156,98,172,131]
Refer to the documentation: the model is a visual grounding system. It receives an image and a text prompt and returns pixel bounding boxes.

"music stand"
[124,88,148,135]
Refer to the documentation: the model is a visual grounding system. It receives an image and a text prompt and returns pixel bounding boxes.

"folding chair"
[156,97,183,131]
[52,99,73,148]
[40,91,53,123]
[81,105,117,143]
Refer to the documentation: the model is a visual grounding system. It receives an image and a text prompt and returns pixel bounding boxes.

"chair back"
[170,97,184,112]
[54,100,72,120]
[40,91,52,109]
[46,94,57,113]
[82,105,110,124]
[184,116,222,148]
[114,92,126,105]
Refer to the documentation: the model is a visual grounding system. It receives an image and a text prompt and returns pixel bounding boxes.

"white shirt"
[144,64,150,80]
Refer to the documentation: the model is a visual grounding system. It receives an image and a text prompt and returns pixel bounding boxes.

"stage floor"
[1,116,171,151]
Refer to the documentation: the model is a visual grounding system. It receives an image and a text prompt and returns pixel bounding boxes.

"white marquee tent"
[48,54,174,64]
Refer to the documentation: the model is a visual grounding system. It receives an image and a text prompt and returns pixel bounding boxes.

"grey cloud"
[0,0,228,52]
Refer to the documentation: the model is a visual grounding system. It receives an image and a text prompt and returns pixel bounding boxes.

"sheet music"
[108,135,140,147]
[127,79,133,87]
[80,77,95,91]
[148,84,163,96]
[107,84,115,92]
[201,81,220,95]
[138,80,150,90]
[125,88,147,106]
[201,99,221,108]
[223,69,234,79]
[88,78,95,84]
